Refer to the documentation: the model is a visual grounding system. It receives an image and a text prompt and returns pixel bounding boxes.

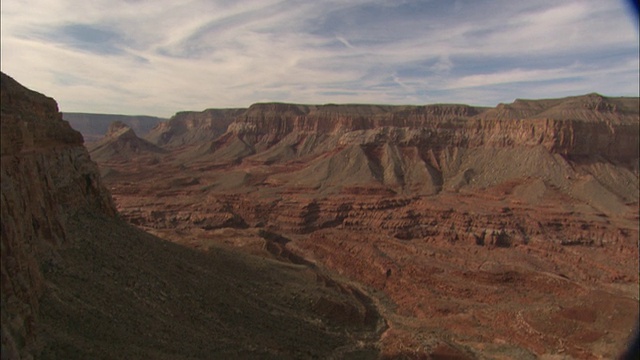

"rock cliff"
[1,72,115,358]
[220,95,638,166]
[162,96,636,205]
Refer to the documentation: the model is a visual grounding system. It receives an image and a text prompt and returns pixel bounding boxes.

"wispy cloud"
[1,0,637,116]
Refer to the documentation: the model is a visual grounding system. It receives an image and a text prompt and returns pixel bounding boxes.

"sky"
[1,0,638,117]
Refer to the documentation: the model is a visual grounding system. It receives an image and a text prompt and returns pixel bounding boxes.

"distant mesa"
[147,94,636,198]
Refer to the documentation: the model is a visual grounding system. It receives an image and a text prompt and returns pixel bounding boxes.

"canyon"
[2,69,638,358]
[91,94,639,358]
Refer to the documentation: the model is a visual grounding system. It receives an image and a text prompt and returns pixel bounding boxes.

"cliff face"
[116,95,638,168]
[174,96,636,199]
[222,96,638,164]
[1,72,115,358]
[1,77,82,155]
[229,103,484,138]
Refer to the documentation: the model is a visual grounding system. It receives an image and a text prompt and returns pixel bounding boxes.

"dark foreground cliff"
[0,73,384,359]
[1,72,116,358]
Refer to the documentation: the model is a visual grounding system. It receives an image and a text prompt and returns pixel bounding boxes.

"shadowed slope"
[39,214,383,359]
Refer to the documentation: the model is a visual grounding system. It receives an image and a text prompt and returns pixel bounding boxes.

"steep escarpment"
[1,72,115,358]
[178,96,637,204]
[219,96,638,167]
[1,73,385,359]
[225,103,484,151]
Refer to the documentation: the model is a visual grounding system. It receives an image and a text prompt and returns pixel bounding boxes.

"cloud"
[1,0,638,117]
[30,23,126,55]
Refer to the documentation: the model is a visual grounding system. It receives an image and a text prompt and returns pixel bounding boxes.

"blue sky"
[1,0,638,117]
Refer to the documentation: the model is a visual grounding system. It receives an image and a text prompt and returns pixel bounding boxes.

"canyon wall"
[224,95,638,163]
